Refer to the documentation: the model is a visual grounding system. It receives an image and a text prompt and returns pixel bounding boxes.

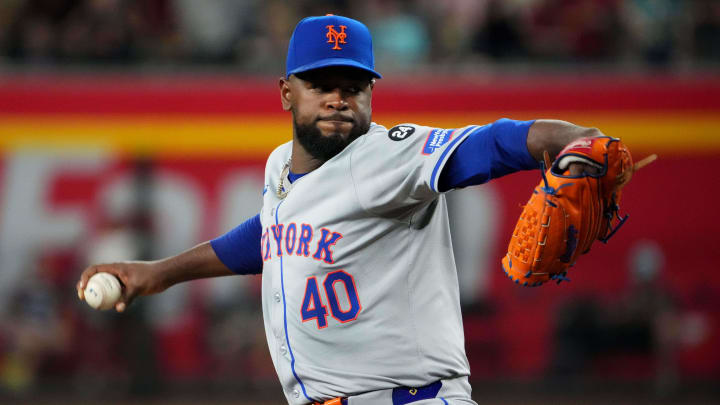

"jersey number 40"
[301,270,361,329]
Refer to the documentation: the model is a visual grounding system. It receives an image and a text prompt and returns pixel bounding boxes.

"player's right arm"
[77,213,263,312]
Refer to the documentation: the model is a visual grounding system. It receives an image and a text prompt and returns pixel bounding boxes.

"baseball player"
[78,15,604,405]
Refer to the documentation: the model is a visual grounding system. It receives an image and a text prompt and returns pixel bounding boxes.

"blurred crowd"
[1,0,719,74]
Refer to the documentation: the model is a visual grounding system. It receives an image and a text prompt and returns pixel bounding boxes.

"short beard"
[293,115,369,162]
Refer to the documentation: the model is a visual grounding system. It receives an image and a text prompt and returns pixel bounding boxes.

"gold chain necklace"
[276,159,291,199]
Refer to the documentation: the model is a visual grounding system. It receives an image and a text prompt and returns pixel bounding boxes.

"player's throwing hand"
[77,261,162,312]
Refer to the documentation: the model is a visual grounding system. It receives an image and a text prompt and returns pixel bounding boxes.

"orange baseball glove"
[501,136,656,287]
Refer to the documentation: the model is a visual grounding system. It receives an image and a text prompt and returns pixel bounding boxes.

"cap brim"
[287,58,382,79]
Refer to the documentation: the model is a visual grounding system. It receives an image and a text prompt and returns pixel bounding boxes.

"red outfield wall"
[1,74,718,378]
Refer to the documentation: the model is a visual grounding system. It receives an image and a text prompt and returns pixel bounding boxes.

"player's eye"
[311,84,334,93]
[308,82,362,95]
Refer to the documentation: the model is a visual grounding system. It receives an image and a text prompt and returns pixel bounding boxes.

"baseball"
[84,272,122,310]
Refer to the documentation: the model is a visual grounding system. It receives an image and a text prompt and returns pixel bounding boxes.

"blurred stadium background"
[0,0,719,404]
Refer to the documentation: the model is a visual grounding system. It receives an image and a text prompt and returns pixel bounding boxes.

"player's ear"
[279,77,293,112]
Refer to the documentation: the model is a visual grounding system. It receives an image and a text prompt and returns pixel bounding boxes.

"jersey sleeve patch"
[422,128,455,155]
[387,125,416,141]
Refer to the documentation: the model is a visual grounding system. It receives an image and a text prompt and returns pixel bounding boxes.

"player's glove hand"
[501,136,656,286]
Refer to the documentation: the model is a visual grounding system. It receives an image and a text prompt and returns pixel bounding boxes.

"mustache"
[316,114,354,123]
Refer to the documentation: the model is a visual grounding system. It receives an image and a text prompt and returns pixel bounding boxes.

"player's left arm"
[438,118,601,191]
[526,119,602,162]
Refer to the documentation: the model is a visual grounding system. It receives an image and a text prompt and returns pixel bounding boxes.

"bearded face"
[280,66,375,164]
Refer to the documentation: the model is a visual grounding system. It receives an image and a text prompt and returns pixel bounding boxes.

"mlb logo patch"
[422,129,454,155]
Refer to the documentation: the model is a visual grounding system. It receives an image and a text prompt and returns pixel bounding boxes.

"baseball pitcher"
[77,15,649,405]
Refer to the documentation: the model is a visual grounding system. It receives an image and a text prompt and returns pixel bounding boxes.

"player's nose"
[325,88,349,110]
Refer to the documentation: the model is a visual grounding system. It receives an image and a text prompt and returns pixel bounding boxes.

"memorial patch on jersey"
[388,125,415,141]
[422,128,455,155]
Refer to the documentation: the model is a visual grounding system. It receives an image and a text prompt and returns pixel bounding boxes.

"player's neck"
[290,143,324,174]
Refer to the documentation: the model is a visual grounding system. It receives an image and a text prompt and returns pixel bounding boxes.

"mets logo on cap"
[326,25,347,50]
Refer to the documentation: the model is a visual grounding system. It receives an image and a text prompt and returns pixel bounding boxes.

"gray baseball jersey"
[260,122,479,404]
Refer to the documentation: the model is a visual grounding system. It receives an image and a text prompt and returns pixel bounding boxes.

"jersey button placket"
[293,389,300,399]
[269,250,284,366]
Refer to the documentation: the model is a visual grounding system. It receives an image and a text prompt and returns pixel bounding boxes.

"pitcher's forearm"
[78,241,237,312]
[153,241,236,290]
[527,119,602,162]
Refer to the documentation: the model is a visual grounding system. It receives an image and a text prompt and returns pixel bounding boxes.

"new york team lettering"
[261,223,343,264]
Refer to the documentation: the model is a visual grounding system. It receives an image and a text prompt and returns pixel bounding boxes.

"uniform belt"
[313,380,442,405]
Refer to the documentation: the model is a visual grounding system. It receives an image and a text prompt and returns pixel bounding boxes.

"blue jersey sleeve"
[210,214,263,275]
[438,119,539,191]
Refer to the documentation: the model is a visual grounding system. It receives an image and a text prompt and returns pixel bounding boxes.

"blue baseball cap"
[286,15,382,79]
